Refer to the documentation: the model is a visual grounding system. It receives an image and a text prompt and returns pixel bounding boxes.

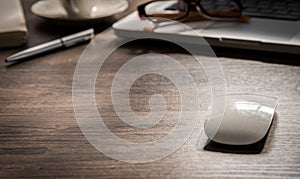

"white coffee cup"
[60,0,98,17]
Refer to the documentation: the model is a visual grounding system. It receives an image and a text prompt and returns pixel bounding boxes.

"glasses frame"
[137,0,247,22]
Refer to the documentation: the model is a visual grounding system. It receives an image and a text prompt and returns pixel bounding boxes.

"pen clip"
[61,28,94,47]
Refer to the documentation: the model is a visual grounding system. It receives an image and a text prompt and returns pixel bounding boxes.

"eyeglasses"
[137,0,250,23]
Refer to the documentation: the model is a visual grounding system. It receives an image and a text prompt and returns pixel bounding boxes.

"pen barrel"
[5,28,94,63]
[5,39,63,62]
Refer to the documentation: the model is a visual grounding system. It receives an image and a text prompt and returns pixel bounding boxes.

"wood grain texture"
[0,0,299,178]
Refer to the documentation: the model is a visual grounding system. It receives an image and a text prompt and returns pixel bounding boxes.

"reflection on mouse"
[204,94,278,145]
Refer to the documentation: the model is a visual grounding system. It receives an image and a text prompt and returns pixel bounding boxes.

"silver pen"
[5,28,94,63]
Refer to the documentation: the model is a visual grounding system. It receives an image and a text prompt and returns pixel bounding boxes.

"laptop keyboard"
[242,0,300,21]
[165,0,300,21]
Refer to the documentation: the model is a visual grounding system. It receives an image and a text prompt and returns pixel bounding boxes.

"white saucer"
[31,0,129,21]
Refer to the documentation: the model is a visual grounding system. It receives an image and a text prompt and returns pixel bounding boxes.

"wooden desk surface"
[0,0,299,178]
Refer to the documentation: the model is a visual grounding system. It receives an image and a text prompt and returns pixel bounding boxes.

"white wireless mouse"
[204,94,278,145]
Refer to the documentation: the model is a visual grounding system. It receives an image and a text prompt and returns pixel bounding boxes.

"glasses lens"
[144,0,188,20]
[199,0,241,17]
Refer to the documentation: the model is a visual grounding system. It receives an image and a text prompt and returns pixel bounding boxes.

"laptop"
[113,0,300,54]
